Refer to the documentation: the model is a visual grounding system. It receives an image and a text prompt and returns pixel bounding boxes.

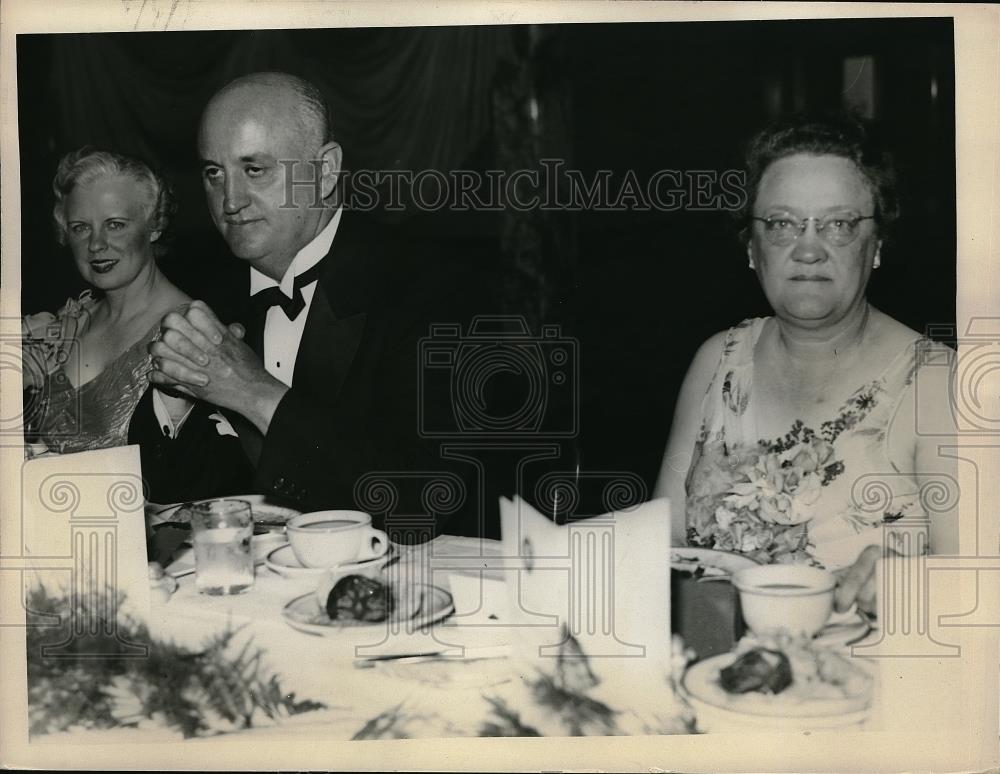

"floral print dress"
[685,317,933,570]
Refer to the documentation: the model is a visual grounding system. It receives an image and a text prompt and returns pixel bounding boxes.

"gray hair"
[52,147,174,258]
[737,112,900,243]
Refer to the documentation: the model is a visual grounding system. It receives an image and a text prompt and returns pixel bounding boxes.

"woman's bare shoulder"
[160,284,192,310]
[128,286,192,344]
[689,319,763,373]
[693,329,729,365]
[147,285,192,320]
[681,327,739,394]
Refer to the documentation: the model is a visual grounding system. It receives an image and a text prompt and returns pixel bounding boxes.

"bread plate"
[283,583,454,636]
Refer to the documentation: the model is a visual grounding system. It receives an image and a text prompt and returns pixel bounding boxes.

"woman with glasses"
[655,115,957,615]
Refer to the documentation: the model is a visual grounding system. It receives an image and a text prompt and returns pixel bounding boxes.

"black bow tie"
[250,262,323,321]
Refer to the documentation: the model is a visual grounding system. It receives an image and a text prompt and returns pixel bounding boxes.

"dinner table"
[147,529,891,737]
[34,503,892,744]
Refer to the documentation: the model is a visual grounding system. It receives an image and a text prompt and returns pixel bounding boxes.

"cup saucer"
[265,542,394,579]
[813,609,872,648]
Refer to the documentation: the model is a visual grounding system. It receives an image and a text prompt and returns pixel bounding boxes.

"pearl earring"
[747,247,755,270]
[873,250,881,269]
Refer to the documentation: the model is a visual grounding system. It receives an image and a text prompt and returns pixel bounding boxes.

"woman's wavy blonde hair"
[52,147,175,258]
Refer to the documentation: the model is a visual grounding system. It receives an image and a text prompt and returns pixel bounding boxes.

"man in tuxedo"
[149,72,478,537]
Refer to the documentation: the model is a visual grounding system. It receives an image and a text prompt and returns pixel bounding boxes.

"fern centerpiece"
[26,584,323,738]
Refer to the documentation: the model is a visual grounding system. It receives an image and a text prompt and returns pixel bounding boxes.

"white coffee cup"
[731,564,836,638]
[286,510,388,569]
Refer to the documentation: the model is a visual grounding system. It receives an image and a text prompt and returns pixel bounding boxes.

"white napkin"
[21,446,152,625]
[498,494,673,705]
[446,573,510,624]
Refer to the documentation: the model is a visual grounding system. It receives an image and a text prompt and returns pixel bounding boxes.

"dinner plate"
[670,547,760,577]
[165,533,287,578]
[681,650,873,730]
[282,583,454,636]
[265,542,394,579]
[150,495,301,532]
[683,691,870,733]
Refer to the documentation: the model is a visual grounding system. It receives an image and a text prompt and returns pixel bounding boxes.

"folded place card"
[498,494,673,708]
[446,573,510,625]
[20,446,152,644]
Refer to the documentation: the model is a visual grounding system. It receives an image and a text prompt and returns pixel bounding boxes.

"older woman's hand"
[833,544,880,616]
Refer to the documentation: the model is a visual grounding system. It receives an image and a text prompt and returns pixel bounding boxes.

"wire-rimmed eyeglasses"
[751,214,876,247]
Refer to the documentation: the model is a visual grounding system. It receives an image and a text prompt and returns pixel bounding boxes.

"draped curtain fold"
[50,28,513,176]
[23,28,514,312]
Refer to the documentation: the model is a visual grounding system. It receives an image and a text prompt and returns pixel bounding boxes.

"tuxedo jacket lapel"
[293,280,366,399]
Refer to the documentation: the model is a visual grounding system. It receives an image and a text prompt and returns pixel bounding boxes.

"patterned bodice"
[685,317,933,569]
[24,292,164,454]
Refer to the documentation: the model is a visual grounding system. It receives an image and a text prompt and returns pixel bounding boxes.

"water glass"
[190,499,254,595]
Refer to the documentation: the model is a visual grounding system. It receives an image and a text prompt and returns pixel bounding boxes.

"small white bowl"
[731,564,836,638]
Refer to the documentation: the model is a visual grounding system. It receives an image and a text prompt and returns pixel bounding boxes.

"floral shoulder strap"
[22,291,96,390]
[697,318,765,446]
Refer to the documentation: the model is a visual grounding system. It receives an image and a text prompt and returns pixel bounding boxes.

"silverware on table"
[352,645,509,669]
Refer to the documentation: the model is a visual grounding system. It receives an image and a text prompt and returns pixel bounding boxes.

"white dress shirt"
[151,389,194,437]
[150,389,237,439]
[249,207,342,387]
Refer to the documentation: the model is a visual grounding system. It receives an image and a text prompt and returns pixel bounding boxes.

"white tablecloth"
[150,535,519,740]
[152,533,893,738]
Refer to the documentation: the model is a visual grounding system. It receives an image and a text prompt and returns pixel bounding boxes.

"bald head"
[201,72,332,153]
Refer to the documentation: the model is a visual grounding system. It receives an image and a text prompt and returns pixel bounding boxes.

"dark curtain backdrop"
[21,27,512,317]
[48,28,508,176]
[17,19,956,500]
